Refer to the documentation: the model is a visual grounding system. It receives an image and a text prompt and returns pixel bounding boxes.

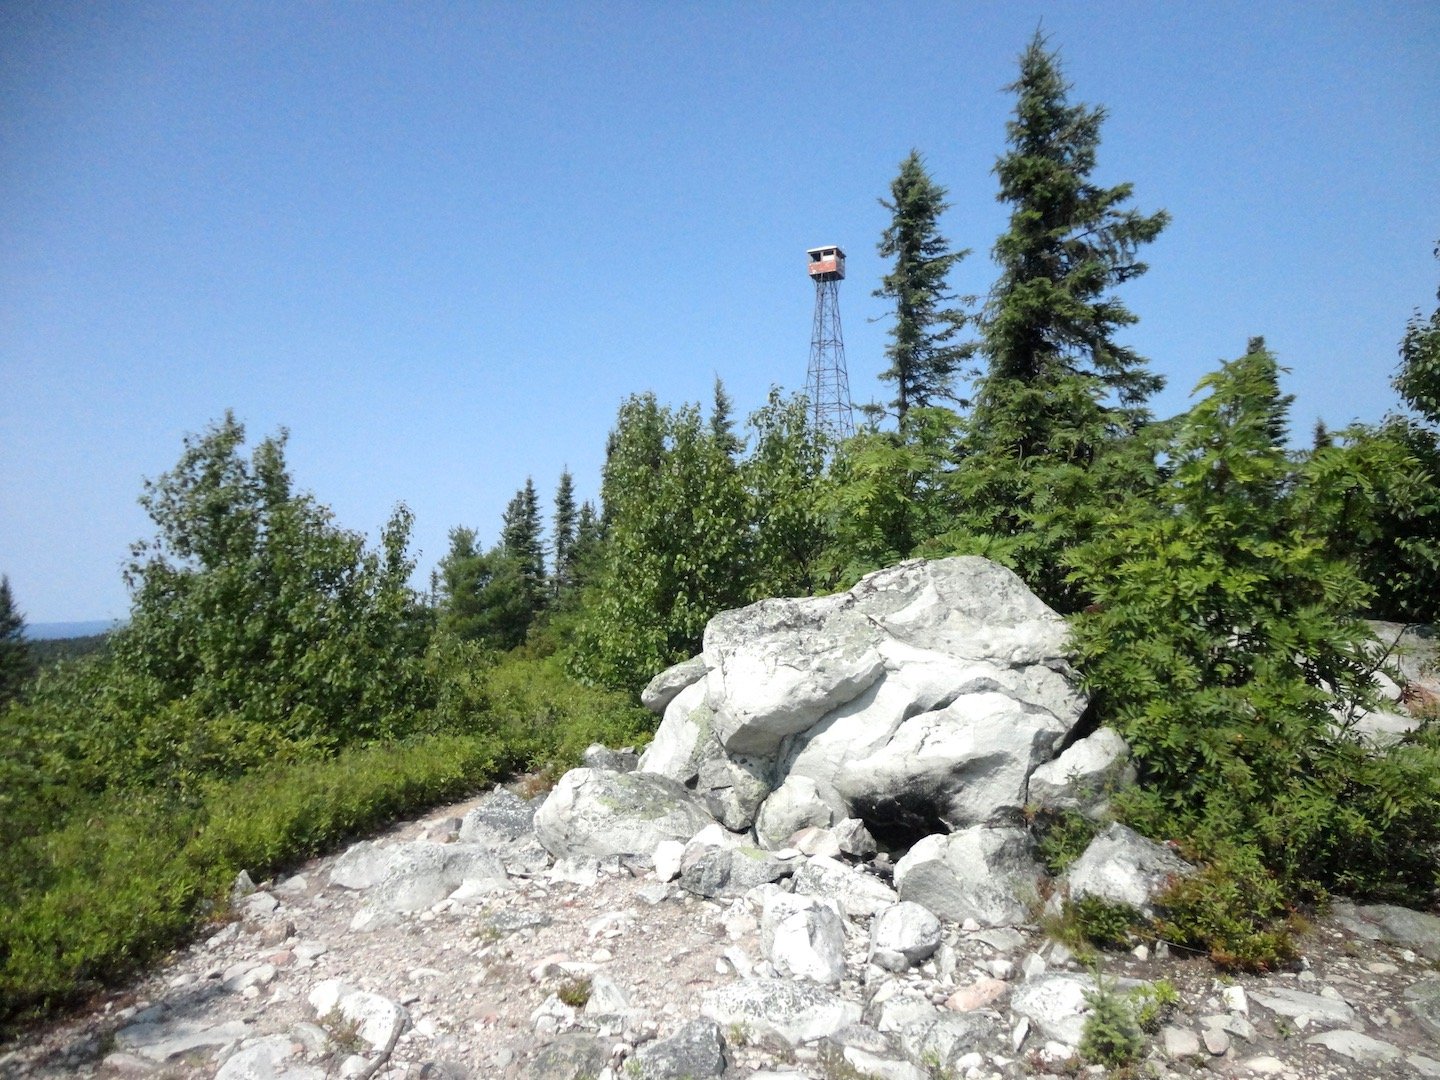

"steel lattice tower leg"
[806,277,855,441]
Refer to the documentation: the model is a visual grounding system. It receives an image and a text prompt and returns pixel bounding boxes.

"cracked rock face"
[533,769,715,860]
[641,557,1088,848]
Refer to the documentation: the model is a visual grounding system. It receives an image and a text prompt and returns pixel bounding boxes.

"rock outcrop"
[640,557,1088,851]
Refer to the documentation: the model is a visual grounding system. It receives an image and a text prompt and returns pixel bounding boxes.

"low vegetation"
[3,32,1438,1037]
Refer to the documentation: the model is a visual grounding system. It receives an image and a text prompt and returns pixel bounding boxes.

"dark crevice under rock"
[849,789,951,854]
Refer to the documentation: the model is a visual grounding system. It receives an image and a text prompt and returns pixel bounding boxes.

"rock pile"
[10,782,1440,1079]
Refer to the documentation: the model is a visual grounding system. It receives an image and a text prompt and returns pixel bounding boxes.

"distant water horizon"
[27,619,123,641]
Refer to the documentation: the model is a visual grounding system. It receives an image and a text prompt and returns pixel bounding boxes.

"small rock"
[231,870,257,902]
[868,902,942,973]
[1305,1028,1403,1064]
[840,1047,928,1080]
[1162,1025,1202,1058]
[628,1018,728,1079]
[652,841,684,883]
[100,1053,158,1076]
[944,978,1007,1013]
[1237,1056,1288,1075]
[255,920,294,948]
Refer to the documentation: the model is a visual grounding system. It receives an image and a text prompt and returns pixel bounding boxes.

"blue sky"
[2,1,1437,623]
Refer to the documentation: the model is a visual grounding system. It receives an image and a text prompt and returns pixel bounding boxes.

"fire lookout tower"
[805,245,855,441]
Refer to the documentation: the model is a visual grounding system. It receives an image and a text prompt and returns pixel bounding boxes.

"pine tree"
[571,500,604,591]
[435,526,537,650]
[0,575,34,705]
[552,469,578,593]
[874,151,973,421]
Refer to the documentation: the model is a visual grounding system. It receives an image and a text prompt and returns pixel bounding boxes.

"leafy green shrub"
[556,976,592,1009]
[449,647,654,772]
[1031,808,1101,876]
[1069,341,1440,919]
[112,413,434,759]
[1042,894,1146,961]
[1151,842,1297,972]
[1129,979,1179,1034]
[1071,896,1146,951]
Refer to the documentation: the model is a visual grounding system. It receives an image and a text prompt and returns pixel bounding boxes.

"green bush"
[0,637,650,1034]
[1151,842,1298,972]
[1031,808,1101,876]
[0,732,504,1033]
[1080,972,1145,1069]
[1069,342,1440,924]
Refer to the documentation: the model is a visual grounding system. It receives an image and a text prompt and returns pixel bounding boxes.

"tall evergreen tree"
[571,500,604,591]
[949,34,1169,609]
[710,377,743,457]
[435,527,534,650]
[500,477,547,605]
[552,469,578,593]
[976,33,1169,445]
[874,151,973,421]
[0,575,34,706]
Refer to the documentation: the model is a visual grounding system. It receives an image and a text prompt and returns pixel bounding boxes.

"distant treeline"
[26,633,111,670]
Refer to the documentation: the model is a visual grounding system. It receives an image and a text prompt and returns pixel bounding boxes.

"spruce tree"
[978,33,1169,442]
[571,500,603,591]
[951,34,1169,609]
[710,377,743,457]
[500,477,547,605]
[874,151,973,421]
[552,469,578,593]
[0,575,34,705]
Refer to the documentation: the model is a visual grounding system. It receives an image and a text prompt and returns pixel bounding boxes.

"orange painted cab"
[806,245,845,281]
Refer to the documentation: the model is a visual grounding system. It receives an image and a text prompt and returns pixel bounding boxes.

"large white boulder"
[704,593,887,758]
[1027,728,1136,819]
[637,558,1087,847]
[641,654,708,715]
[701,979,861,1045]
[754,775,846,849]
